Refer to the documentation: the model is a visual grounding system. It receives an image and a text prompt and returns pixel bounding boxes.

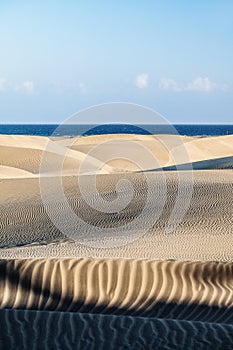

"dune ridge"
[0,134,233,178]
[0,134,112,177]
[0,258,232,316]
[0,133,233,349]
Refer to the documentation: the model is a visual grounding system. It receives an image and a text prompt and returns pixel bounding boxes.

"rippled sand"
[1,309,233,349]
[0,133,233,348]
[0,170,232,261]
[1,258,233,313]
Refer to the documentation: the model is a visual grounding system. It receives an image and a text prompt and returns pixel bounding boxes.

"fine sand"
[0,134,233,177]
[0,170,232,261]
[0,133,233,347]
[1,309,233,349]
[0,258,233,314]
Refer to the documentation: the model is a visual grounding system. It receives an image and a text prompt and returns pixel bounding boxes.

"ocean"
[0,124,232,137]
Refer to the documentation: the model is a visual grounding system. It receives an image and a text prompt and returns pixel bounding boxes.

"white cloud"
[0,78,7,92]
[52,81,63,95]
[15,81,35,94]
[0,79,36,94]
[159,76,227,92]
[186,77,217,92]
[79,83,87,93]
[159,78,182,92]
[22,81,35,94]
[135,73,149,89]
[52,81,87,95]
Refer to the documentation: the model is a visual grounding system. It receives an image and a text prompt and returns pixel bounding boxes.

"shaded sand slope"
[1,309,233,350]
[0,258,233,318]
[0,170,232,261]
[158,156,233,171]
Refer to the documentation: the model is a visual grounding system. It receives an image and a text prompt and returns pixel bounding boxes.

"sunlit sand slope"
[56,134,233,171]
[0,134,232,177]
[0,134,112,176]
[0,258,232,315]
[0,170,232,261]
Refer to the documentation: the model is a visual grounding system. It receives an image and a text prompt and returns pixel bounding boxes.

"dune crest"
[0,134,232,178]
[0,258,232,315]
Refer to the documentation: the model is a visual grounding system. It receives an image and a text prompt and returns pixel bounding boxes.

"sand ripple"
[0,170,232,262]
[0,309,233,350]
[0,258,232,317]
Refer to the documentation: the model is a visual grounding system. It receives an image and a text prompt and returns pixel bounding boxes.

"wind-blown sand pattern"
[0,258,233,316]
[0,133,233,349]
[0,258,233,348]
[1,309,233,350]
[0,170,232,260]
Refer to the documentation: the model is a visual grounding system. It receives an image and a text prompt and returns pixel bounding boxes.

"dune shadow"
[0,308,233,350]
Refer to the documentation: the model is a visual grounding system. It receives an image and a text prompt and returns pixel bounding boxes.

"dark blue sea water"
[0,124,232,137]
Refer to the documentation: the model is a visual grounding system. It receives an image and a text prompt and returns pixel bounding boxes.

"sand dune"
[1,309,233,349]
[0,170,232,261]
[0,135,112,177]
[56,133,233,171]
[182,135,233,161]
[0,166,35,179]
[153,155,233,171]
[0,133,232,349]
[0,258,232,314]
[0,134,232,178]
[0,134,49,150]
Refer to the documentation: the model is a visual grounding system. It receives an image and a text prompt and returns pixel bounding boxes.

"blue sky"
[0,0,232,124]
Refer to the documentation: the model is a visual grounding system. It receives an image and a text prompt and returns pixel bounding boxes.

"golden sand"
[0,258,232,313]
[0,133,232,317]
